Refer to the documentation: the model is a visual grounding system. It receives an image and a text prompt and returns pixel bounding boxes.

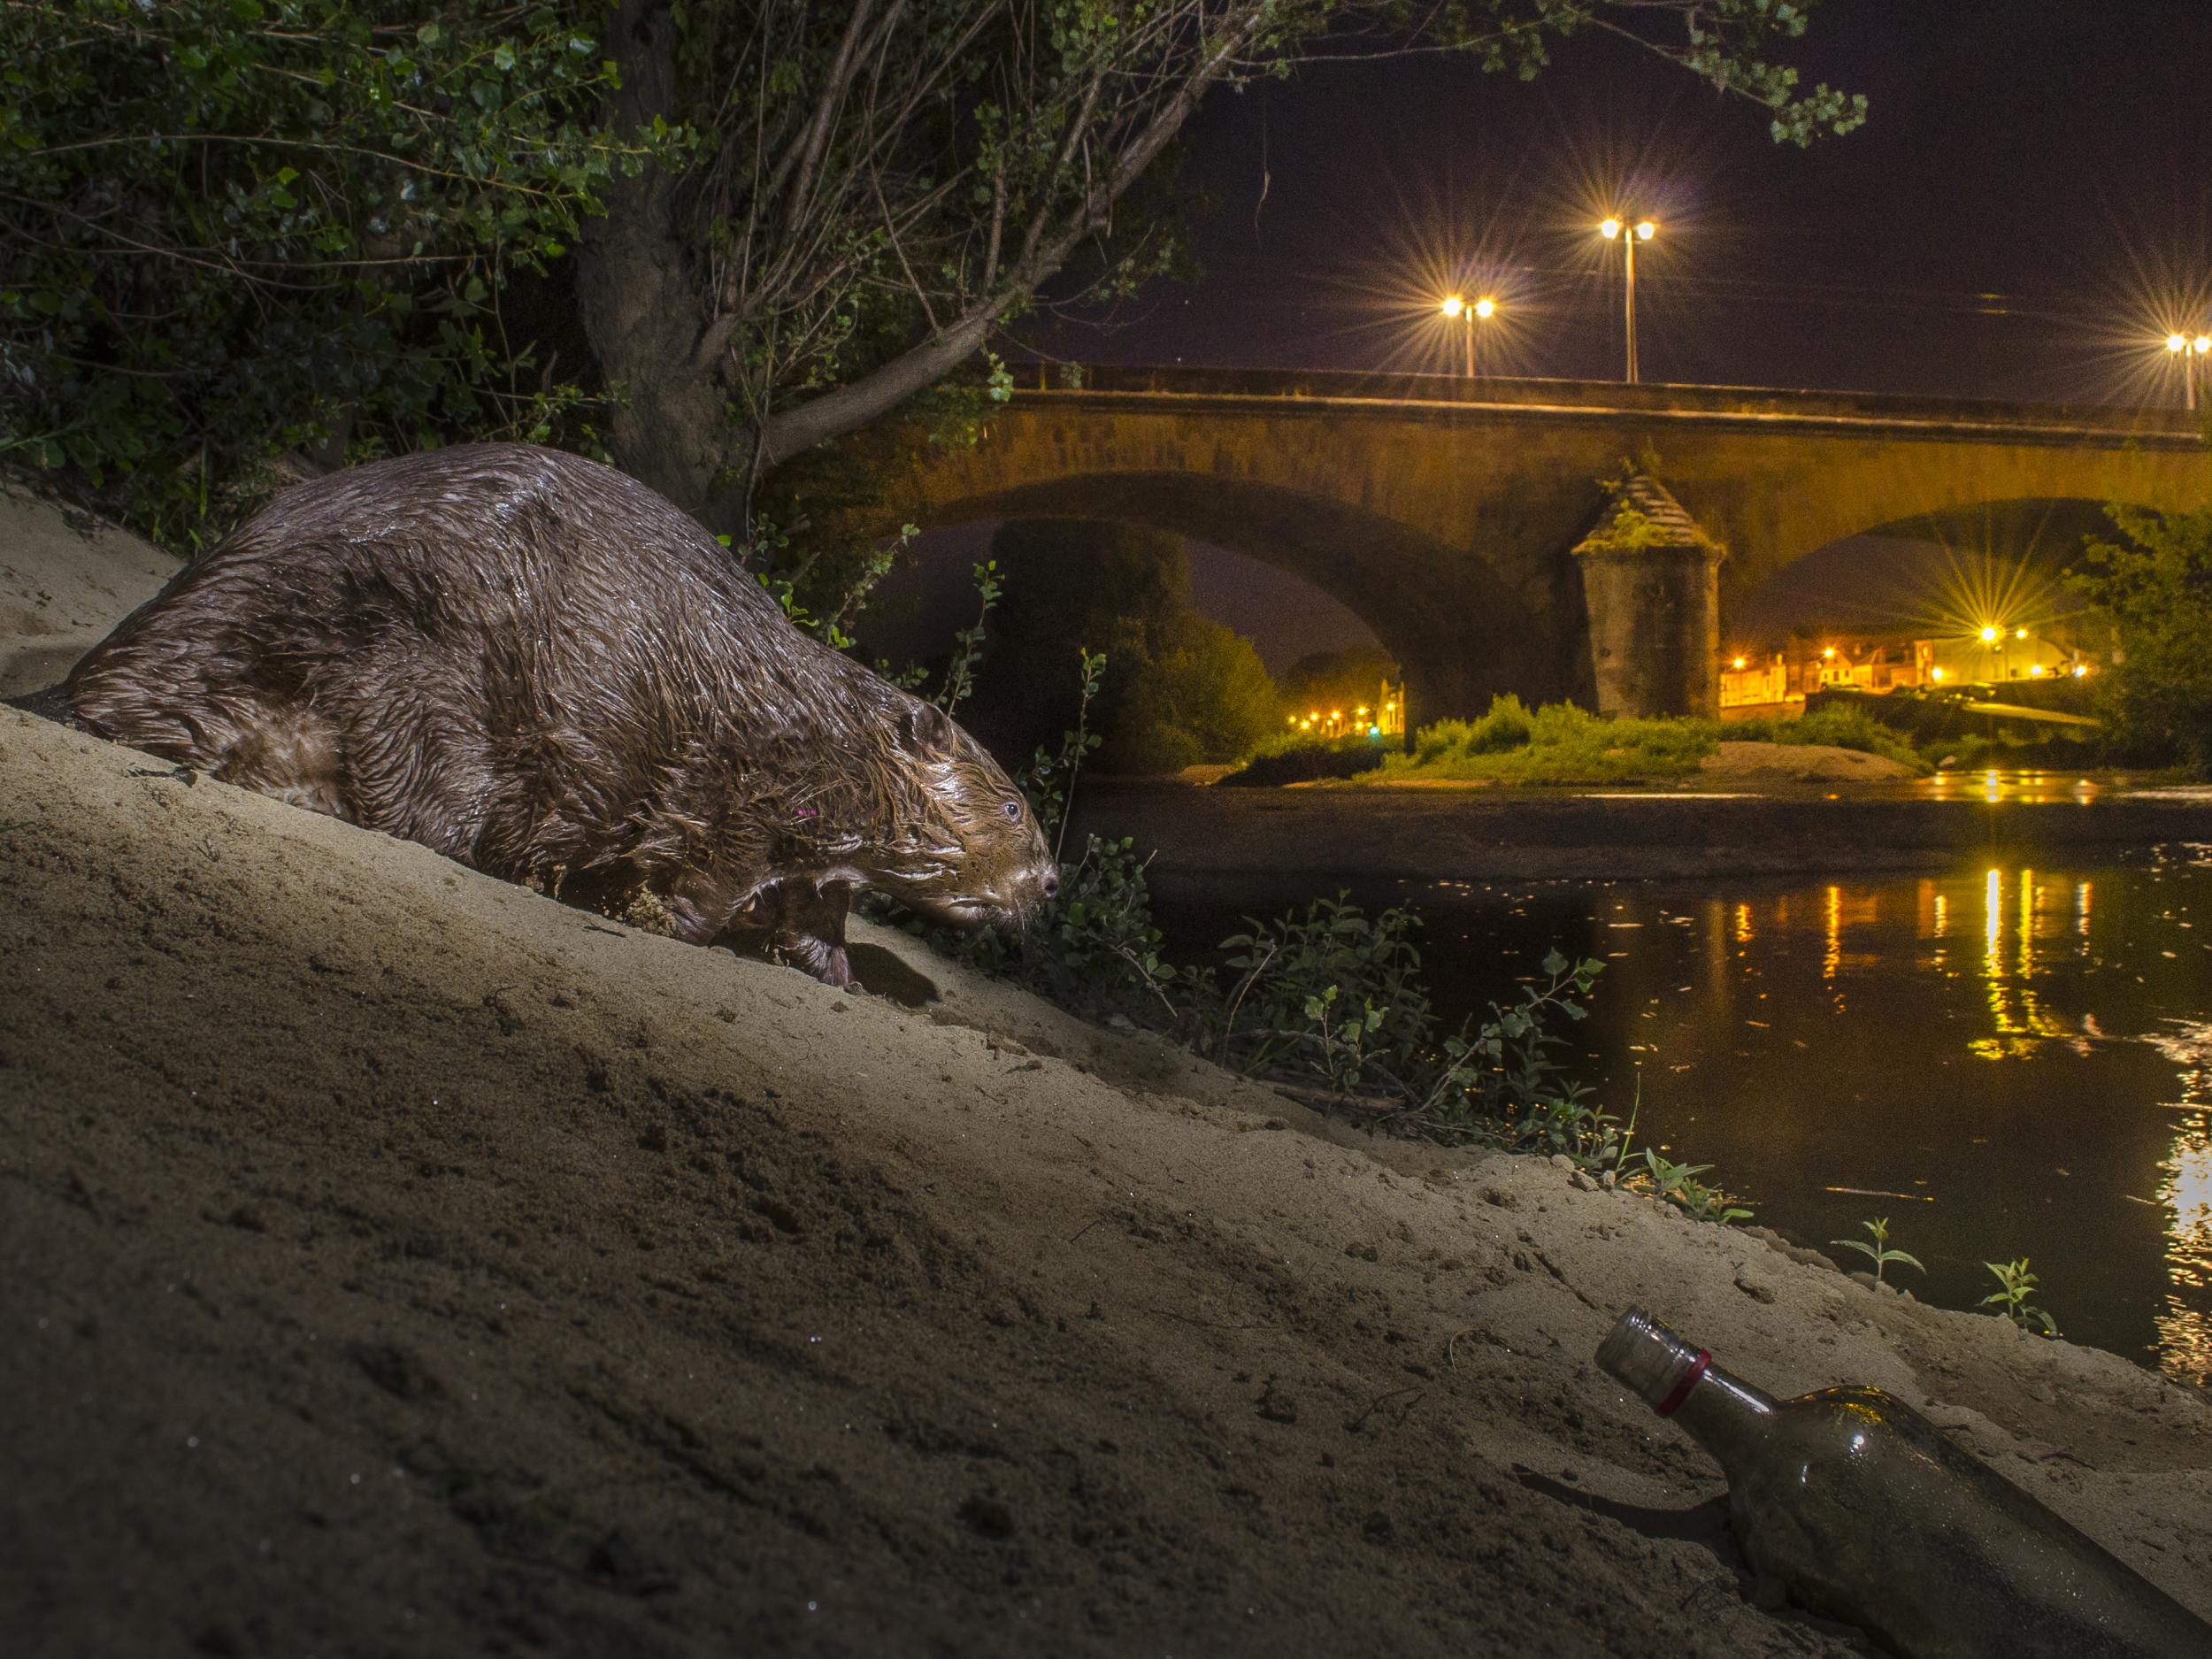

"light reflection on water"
[1153,850,2212,1385]
[2146,1021,2212,1385]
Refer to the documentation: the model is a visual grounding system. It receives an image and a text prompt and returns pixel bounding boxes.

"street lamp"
[1600,216,1657,384]
[1440,294,1499,377]
[2166,331,2211,411]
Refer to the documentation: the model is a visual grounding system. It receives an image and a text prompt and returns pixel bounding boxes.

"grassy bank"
[1242,695,1929,786]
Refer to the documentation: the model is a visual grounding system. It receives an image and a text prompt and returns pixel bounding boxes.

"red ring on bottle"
[1655,1349,1711,1417]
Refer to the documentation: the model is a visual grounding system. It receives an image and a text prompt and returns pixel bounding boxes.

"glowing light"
[2015,626,2029,640]
[2170,334,2190,354]
[1732,657,1747,670]
[2071,663,2088,678]
[1822,646,1836,659]
[2196,335,2211,356]
[1980,625,2001,643]
[1473,296,1496,319]
[1932,667,1946,680]
[1599,218,1623,241]
[2029,664,2044,677]
[1440,295,1464,319]
[1635,220,1656,242]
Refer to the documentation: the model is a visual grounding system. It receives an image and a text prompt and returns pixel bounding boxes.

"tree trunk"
[572,0,749,530]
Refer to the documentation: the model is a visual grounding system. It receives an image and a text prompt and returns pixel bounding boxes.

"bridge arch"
[910,471,1576,715]
[1724,497,2136,644]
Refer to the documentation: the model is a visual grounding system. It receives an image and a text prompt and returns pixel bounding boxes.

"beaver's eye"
[1002,800,1021,821]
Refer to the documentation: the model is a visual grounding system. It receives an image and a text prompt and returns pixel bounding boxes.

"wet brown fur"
[49,443,1057,986]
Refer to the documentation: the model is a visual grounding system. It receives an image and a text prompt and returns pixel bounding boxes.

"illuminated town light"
[1732,657,1747,670]
[1440,295,1464,319]
[2170,334,2190,354]
[2071,663,2088,678]
[1599,218,1623,240]
[1822,646,1836,659]
[1979,625,2001,643]
[1635,219,1656,241]
[1931,667,1946,680]
[2196,334,2211,356]
[2014,626,2028,639]
[2029,664,2044,677]
[1473,296,1496,319]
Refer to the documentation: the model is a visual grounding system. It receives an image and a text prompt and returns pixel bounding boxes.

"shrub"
[1222,729,1390,787]
[2069,503,2212,776]
[1464,693,1535,753]
[1372,695,1719,783]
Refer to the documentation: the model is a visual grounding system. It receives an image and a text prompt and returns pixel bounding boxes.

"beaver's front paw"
[773,932,855,989]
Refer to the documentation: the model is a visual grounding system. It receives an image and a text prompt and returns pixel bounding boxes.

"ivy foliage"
[0,0,673,544]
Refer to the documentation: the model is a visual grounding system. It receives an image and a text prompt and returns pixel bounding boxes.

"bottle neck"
[1596,1309,1777,1474]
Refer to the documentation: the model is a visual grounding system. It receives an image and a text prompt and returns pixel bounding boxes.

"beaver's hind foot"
[763,879,855,990]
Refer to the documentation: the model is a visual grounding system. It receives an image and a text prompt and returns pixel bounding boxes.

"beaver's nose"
[1041,870,1060,901]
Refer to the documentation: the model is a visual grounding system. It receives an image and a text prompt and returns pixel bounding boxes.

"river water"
[1149,844,2212,1386]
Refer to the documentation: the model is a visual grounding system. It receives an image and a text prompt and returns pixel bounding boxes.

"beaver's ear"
[902,700,954,752]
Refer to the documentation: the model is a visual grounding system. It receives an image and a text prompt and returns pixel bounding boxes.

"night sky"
[1059,0,2212,403]
[876,1,2212,675]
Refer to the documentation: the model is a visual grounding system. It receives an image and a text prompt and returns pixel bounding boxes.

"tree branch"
[757,4,1269,467]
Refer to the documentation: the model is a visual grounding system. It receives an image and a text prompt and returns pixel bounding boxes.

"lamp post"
[1978,623,2011,682]
[1440,294,1498,377]
[1599,216,1656,384]
[2168,332,2211,411]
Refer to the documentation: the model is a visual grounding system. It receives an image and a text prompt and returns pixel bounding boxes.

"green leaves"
[1982,1257,2060,1337]
[1831,1216,1924,1283]
[2070,504,2212,776]
[0,0,680,546]
[1637,1148,1752,1225]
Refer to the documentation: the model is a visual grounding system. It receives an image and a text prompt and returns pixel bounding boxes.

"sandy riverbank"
[4,484,2209,1656]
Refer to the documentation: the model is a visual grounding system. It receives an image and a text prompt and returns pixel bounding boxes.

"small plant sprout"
[1982,1257,2059,1337]
[1634,1148,1753,1226]
[1831,1217,1924,1284]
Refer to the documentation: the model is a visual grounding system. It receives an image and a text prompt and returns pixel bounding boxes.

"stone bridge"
[877,365,2212,718]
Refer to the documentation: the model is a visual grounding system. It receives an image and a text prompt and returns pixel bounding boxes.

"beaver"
[27,442,1058,987]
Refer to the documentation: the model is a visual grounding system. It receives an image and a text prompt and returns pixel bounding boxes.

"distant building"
[1718,628,2098,713]
[1284,679,1406,740]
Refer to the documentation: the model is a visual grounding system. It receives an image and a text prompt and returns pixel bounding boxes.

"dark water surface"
[1149,849,2212,1386]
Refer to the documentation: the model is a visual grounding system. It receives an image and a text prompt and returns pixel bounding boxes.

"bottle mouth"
[1596,1308,1709,1416]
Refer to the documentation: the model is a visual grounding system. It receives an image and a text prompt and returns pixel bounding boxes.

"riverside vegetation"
[822,568,1671,1197]
[1236,694,1928,786]
[1228,690,2150,786]
[818,565,2078,1336]
[920,577,2136,1353]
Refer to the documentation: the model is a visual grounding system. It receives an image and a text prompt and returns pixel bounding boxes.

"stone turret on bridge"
[869,365,2212,720]
[1573,475,1724,719]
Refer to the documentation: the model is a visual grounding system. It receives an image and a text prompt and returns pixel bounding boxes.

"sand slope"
[2,495,2209,1658]
[7,711,2212,1658]
[0,479,177,697]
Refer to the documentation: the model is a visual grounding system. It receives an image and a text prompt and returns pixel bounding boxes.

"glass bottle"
[1597,1308,2212,1659]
